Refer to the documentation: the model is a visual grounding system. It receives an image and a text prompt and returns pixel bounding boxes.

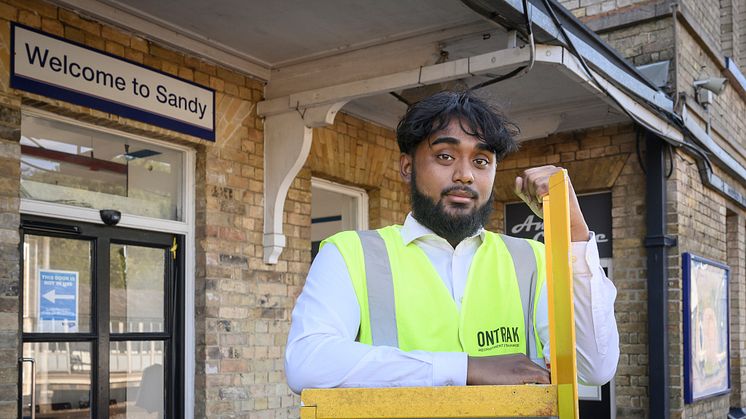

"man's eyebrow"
[474,142,494,153]
[429,136,460,146]
[430,136,495,154]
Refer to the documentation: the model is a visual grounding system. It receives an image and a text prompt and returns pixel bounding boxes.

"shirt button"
[445,379,454,386]
[571,256,577,263]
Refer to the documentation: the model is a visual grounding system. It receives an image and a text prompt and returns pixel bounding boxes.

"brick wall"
[681,0,723,56]
[721,0,739,62]
[737,1,746,68]
[309,113,408,229]
[667,150,735,418]
[600,17,674,67]
[0,102,19,418]
[0,1,297,418]
[558,1,677,94]
[676,18,746,156]
[559,0,654,19]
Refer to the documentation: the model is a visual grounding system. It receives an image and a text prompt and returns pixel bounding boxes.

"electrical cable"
[391,0,535,105]
[635,126,646,175]
[470,0,535,91]
[540,0,716,174]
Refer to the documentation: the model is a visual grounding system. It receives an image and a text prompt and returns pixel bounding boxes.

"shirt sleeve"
[535,232,620,386]
[285,243,467,394]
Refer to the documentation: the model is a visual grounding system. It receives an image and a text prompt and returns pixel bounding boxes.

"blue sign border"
[10,22,216,141]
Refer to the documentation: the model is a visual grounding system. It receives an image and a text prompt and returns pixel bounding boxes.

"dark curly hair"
[396,90,519,161]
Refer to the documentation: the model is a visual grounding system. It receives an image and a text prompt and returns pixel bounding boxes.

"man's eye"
[474,158,489,167]
[436,154,454,161]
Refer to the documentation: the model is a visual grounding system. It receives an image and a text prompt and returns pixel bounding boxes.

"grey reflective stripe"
[357,230,399,347]
[499,234,539,360]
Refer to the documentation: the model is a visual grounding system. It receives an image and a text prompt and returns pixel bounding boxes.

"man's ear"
[400,153,413,185]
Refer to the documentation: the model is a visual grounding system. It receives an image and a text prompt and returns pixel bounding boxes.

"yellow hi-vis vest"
[322,225,546,361]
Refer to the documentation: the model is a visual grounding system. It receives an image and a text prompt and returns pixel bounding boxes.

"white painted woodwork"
[263,111,312,264]
[53,0,271,79]
[263,102,348,263]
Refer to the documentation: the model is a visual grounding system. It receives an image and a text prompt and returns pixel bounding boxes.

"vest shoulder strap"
[496,233,541,361]
[357,229,399,347]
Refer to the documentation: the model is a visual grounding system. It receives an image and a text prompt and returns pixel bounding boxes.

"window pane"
[23,235,92,333]
[21,114,184,221]
[110,341,164,418]
[22,342,92,418]
[110,244,165,333]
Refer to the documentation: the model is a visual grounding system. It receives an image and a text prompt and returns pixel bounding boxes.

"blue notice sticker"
[39,269,78,332]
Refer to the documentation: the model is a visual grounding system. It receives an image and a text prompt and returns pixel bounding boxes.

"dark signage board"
[505,192,612,258]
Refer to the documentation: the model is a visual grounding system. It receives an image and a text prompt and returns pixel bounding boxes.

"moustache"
[441,185,479,199]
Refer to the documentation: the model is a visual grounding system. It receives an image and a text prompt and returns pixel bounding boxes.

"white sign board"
[11,23,215,141]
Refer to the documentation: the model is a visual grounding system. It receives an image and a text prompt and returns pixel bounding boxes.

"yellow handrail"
[544,169,579,419]
[300,169,577,418]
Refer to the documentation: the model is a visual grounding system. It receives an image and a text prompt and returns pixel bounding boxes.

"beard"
[410,168,494,245]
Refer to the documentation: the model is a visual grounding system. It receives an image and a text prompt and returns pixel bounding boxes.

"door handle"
[20,357,35,419]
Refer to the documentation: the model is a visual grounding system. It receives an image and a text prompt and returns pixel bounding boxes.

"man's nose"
[452,160,474,184]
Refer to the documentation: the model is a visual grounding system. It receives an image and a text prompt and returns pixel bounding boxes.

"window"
[311,178,368,259]
[21,113,185,221]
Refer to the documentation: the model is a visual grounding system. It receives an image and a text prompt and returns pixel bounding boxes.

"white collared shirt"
[285,214,619,394]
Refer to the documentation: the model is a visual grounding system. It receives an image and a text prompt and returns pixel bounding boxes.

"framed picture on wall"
[683,252,731,403]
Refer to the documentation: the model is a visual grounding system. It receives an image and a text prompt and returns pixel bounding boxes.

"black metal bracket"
[644,234,677,248]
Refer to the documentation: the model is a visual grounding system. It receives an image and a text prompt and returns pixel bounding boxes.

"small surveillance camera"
[100,209,122,226]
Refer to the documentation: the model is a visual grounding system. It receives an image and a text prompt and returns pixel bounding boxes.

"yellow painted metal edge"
[300,406,318,419]
[543,169,579,419]
[301,384,558,418]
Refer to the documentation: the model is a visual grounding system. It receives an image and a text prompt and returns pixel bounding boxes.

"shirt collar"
[400,212,486,246]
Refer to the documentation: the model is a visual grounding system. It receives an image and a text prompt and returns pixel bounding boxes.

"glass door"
[19,216,183,418]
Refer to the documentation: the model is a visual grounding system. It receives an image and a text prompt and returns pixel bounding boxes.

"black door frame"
[18,215,185,418]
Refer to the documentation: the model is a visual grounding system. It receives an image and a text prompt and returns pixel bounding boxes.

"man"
[285,91,619,393]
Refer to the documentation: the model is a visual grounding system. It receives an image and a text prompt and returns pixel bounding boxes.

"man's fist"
[467,354,550,385]
[514,165,590,242]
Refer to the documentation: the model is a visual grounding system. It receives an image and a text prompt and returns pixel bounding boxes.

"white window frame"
[19,107,197,419]
[311,177,369,230]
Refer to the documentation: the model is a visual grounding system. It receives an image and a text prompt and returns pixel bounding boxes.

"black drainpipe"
[644,131,677,419]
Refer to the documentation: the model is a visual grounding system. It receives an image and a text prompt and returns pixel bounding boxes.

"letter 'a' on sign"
[11,23,215,141]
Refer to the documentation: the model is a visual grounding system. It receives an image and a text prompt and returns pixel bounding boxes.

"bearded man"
[285,91,619,392]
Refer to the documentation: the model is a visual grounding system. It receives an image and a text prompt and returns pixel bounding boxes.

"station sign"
[505,191,612,258]
[38,269,78,332]
[11,23,215,141]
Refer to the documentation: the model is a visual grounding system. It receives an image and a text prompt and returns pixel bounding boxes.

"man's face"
[400,118,497,243]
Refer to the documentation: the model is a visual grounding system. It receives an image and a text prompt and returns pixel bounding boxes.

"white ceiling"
[100,0,482,67]
[56,0,630,137]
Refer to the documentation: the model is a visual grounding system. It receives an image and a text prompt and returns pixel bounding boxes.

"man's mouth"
[442,187,477,205]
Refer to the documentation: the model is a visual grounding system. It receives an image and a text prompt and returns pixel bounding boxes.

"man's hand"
[514,165,590,242]
[467,354,550,385]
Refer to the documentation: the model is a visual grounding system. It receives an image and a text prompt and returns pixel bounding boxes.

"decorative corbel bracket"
[262,102,347,264]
